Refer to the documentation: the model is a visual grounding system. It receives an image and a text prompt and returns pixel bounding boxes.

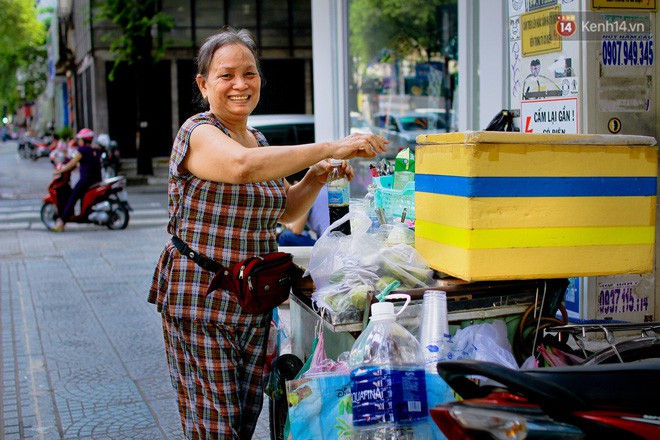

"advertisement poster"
[520,97,578,133]
[509,0,580,130]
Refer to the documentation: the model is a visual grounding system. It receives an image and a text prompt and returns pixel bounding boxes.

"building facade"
[52,0,313,158]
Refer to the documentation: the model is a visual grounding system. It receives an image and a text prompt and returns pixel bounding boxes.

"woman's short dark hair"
[196,26,260,79]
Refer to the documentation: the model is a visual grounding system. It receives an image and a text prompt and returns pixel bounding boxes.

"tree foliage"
[93,0,174,80]
[349,0,452,64]
[92,0,175,174]
[0,0,47,113]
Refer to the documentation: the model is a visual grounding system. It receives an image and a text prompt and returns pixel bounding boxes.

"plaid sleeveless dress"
[149,112,286,439]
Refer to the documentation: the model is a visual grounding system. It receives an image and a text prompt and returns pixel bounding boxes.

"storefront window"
[346,0,459,156]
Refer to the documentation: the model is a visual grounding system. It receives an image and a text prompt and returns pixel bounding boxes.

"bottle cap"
[370,301,395,321]
[329,159,342,166]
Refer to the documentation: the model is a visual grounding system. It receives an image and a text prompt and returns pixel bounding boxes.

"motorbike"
[40,171,132,230]
[431,358,660,439]
[26,135,56,161]
[96,133,121,178]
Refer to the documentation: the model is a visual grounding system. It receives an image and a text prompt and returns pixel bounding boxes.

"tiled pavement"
[0,139,277,439]
[0,222,274,439]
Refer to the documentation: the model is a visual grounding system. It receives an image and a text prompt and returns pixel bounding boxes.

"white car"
[248,114,315,145]
[370,112,440,157]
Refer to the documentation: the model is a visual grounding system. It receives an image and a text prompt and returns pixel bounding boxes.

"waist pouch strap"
[171,236,224,273]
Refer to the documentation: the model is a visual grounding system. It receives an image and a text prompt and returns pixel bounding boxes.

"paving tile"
[1,225,277,439]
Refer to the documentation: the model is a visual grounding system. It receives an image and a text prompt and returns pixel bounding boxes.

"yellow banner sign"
[592,0,657,11]
[522,5,562,56]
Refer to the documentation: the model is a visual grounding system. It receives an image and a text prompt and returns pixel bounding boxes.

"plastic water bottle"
[327,159,351,235]
[348,294,430,439]
[364,183,379,233]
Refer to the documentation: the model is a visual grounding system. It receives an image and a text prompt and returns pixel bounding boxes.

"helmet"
[96,133,111,148]
[75,128,94,141]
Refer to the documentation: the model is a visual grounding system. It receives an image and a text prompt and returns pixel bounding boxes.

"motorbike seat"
[89,176,123,190]
[437,359,660,415]
[523,359,660,414]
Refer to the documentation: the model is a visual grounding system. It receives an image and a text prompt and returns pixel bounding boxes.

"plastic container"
[327,159,351,235]
[373,175,415,223]
[415,131,658,281]
[348,294,430,439]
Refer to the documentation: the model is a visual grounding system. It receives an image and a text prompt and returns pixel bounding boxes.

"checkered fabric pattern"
[149,112,285,438]
[149,111,286,323]
[162,315,270,439]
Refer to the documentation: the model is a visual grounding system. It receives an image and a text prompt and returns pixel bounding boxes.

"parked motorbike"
[431,358,660,439]
[544,322,660,366]
[40,171,132,230]
[96,133,121,178]
[23,135,56,161]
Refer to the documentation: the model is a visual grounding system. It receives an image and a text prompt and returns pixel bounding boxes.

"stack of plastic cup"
[419,290,450,371]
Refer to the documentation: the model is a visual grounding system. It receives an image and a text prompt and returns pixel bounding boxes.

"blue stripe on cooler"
[416,174,657,197]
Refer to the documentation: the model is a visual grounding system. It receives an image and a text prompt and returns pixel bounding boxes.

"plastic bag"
[303,333,350,378]
[287,364,452,440]
[307,211,434,322]
[436,320,518,370]
[264,309,292,399]
[286,374,353,440]
[287,374,452,440]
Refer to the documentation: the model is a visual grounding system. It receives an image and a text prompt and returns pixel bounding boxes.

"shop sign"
[522,6,563,56]
[592,0,657,11]
[521,97,578,133]
[528,0,558,12]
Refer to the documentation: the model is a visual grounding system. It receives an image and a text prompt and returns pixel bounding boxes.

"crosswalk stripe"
[0,208,167,219]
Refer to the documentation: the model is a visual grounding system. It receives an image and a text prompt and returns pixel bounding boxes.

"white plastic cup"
[419,290,450,368]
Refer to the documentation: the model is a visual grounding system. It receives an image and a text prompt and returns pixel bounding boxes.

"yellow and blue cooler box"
[414,131,658,281]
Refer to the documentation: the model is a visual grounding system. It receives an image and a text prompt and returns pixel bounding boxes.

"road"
[0,141,169,231]
[0,140,273,439]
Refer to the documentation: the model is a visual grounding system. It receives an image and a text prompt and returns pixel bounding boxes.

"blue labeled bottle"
[348,294,430,440]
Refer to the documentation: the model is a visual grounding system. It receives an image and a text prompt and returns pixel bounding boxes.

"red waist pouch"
[206,252,302,314]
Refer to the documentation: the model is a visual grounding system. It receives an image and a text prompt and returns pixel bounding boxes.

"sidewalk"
[0,145,278,439]
[121,156,169,189]
[0,225,278,440]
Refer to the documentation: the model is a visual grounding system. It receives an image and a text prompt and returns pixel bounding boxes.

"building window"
[346,0,458,153]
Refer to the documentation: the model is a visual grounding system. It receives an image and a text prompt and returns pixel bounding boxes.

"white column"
[477,0,508,129]
[311,0,347,141]
[458,0,508,131]
[457,0,478,131]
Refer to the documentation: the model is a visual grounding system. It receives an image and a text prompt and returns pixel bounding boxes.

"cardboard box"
[414,131,658,281]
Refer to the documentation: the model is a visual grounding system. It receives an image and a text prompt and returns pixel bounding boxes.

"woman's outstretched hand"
[331,133,389,159]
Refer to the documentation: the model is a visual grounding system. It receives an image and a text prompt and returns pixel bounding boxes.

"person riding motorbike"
[52,128,103,232]
[49,134,74,169]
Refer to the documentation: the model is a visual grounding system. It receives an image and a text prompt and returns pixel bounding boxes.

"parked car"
[248,114,315,145]
[370,112,440,157]
[415,107,455,131]
[349,111,372,134]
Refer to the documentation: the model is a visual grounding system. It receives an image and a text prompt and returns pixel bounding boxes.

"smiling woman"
[148,25,389,440]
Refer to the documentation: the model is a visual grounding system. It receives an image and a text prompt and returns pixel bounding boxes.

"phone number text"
[598,286,650,316]
[602,39,654,66]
